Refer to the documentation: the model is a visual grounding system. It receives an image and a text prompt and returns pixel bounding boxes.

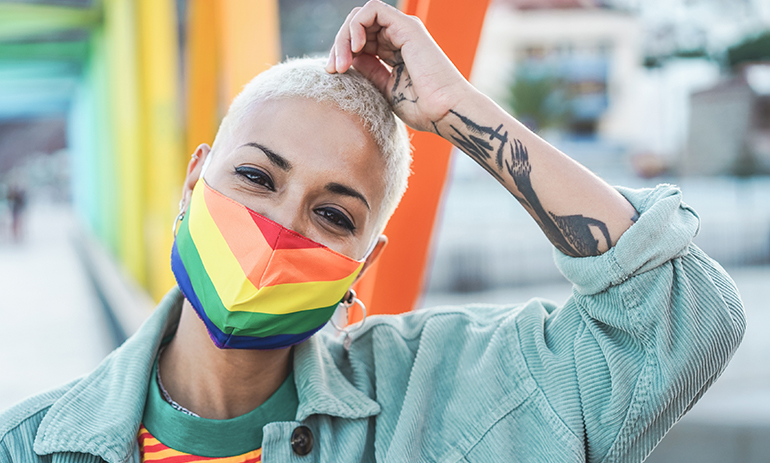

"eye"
[235,166,275,191]
[315,207,356,232]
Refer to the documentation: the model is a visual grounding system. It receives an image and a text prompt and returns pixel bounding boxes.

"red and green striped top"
[138,425,262,463]
[138,358,298,463]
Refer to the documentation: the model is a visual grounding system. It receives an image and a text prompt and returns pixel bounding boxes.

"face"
[183,97,388,262]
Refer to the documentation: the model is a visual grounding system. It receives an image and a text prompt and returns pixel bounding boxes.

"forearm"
[435,89,638,257]
[324,0,637,256]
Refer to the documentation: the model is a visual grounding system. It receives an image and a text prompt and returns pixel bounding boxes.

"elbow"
[685,244,746,358]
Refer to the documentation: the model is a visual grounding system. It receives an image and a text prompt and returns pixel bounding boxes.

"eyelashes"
[235,165,275,191]
[233,166,357,233]
[315,207,356,232]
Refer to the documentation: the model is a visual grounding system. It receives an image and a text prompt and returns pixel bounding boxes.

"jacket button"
[291,425,313,456]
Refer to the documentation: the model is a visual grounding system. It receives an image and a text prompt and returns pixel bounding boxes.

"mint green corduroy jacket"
[0,185,746,463]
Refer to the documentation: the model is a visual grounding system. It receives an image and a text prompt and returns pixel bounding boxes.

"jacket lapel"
[34,290,184,463]
[293,333,381,421]
[33,287,379,462]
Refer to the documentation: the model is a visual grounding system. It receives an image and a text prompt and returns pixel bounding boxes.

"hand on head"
[326,0,475,134]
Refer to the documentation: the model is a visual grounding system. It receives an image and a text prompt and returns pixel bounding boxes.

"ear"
[180,144,211,212]
[354,234,388,283]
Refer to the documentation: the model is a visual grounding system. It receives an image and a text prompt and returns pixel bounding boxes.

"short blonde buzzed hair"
[211,57,412,235]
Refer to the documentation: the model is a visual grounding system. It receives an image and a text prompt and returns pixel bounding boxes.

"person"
[0,2,745,462]
[6,182,26,243]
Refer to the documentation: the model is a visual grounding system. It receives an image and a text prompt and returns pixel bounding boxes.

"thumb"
[352,54,392,97]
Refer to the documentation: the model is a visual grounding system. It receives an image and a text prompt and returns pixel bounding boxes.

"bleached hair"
[211,57,412,235]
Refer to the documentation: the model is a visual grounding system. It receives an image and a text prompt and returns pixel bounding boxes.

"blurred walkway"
[0,201,112,412]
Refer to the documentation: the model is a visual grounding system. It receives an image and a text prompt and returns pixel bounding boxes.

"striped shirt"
[138,425,262,463]
[138,357,298,462]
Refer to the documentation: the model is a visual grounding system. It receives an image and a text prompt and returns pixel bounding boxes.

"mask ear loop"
[330,236,377,349]
[172,199,185,237]
[173,151,211,237]
[198,149,214,180]
[329,288,367,350]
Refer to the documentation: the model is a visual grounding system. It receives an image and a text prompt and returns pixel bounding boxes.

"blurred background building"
[1,0,769,460]
[428,0,770,293]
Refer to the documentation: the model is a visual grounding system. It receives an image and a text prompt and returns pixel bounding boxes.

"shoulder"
[0,380,79,462]
[354,302,534,342]
[338,301,553,373]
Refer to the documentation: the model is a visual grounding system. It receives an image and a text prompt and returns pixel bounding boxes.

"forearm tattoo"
[388,65,631,257]
[448,111,617,256]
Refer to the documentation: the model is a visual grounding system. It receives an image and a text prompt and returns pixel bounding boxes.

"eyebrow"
[241,142,292,171]
[326,182,370,210]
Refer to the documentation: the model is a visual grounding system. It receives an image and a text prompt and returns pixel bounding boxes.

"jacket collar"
[34,288,380,463]
[33,289,180,463]
[294,331,381,421]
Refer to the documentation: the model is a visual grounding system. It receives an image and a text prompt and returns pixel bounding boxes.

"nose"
[260,195,310,238]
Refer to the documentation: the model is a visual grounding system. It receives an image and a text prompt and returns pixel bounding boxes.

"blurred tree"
[733,143,764,178]
[727,30,770,70]
[506,70,566,133]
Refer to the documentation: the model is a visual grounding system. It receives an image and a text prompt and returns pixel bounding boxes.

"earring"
[191,153,199,160]
[172,199,185,237]
[330,288,367,350]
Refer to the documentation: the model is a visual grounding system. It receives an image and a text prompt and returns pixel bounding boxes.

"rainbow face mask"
[170,180,365,350]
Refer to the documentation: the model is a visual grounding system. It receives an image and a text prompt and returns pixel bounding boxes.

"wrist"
[433,87,494,140]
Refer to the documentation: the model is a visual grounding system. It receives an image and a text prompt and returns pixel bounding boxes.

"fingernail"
[326,53,333,71]
[336,55,344,71]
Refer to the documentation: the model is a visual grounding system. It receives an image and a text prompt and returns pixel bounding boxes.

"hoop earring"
[330,288,367,350]
[172,199,185,237]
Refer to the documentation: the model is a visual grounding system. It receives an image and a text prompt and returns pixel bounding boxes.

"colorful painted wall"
[0,0,489,316]
[1,0,281,302]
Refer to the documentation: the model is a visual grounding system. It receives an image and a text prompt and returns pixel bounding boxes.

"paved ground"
[0,202,112,412]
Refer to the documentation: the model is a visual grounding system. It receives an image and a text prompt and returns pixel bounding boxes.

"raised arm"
[327,0,638,257]
[329,7,746,462]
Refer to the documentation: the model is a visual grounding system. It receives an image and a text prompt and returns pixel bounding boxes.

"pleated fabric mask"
[170,179,365,349]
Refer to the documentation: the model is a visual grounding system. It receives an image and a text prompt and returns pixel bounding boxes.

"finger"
[349,11,368,54]
[348,1,408,49]
[333,7,360,73]
[358,25,385,58]
[351,54,391,96]
[376,48,400,67]
[361,39,379,56]
[333,1,408,73]
[325,45,336,73]
[376,28,401,60]
[366,27,380,42]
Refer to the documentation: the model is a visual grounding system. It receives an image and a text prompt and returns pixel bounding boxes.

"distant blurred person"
[6,182,26,243]
[0,2,746,462]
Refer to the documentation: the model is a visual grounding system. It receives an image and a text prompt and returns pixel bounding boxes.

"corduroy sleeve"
[516,184,746,463]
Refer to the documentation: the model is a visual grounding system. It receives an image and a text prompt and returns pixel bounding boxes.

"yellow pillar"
[103,0,145,285]
[137,0,184,300]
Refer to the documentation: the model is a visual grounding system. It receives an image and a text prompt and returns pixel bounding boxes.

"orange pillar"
[353,0,491,320]
[185,0,221,154]
[219,0,280,104]
[186,0,280,155]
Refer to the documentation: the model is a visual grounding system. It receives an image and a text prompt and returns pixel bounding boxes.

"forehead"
[220,96,388,208]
